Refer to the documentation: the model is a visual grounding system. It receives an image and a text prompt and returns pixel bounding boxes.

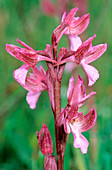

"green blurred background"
[0,0,112,169]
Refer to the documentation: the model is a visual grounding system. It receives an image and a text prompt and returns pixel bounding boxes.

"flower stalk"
[54,77,66,170]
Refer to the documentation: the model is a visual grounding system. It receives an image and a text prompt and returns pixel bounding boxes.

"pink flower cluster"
[6,7,107,168]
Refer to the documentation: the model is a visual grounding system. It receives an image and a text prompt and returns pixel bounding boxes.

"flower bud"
[44,154,57,170]
[36,124,53,155]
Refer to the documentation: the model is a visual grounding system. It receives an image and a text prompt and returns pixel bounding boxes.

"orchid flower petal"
[13,64,29,86]
[16,38,35,51]
[61,11,66,23]
[85,43,107,64]
[69,35,82,51]
[67,76,74,101]
[26,91,41,109]
[64,119,71,134]
[72,129,89,154]
[6,44,38,66]
[65,62,78,73]
[81,60,99,86]
[79,108,97,132]
[79,91,96,107]
[75,34,96,64]
[52,24,68,44]
[65,7,78,24]
[68,75,86,105]
[65,13,90,35]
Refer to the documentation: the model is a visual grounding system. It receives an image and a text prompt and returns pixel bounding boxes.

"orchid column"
[6,7,107,170]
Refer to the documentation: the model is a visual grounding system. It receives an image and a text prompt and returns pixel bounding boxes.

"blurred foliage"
[0,0,112,169]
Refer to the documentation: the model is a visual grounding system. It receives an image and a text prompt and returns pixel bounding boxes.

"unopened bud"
[44,154,57,170]
[36,124,53,155]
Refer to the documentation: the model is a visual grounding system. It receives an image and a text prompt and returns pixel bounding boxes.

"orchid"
[64,106,97,154]
[13,64,47,109]
[53,7,90,44]
[66,35,107,86]
[7,7,107,170]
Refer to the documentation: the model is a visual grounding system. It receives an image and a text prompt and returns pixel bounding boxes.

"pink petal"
[54,51,75,66]
[79,91,96,107]
[65,62,77,73]
[24,66,47,92]
[53,24,68,44]
[73,129,89,154]
[32,66,45,80]
[85,43,107,64]
[25,77,47,92]
[44,44,53,59]
[67,76,74,102]
[36,49,57,63]
[13,64,29,86]
[64,119,71,134]
[6,44,38,66]
[68,102,78,120]
[79,108,97,132]
[68,75,86,106]
[81,60,99,86]
[68,35,82,51]
[61,11,66,23]
[65,7,78,25]
[65,13,90,35]
[75,34,96,64]
[6,44,21,60]
[58,47,67,61]
[40,65,46,75]
[16,38,35,51]
[38,54,57,63]
[26,91,41,109]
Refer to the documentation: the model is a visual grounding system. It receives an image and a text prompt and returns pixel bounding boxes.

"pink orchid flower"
[68,35,107,86]
[13,64,47,109]
[64,105,97,154]
[53,7,90,44]
[57,34,107,86]
[67,75,96,107]
[6,39,56,67]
